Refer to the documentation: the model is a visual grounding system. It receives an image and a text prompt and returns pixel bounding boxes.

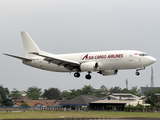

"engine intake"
[80,62,99,71]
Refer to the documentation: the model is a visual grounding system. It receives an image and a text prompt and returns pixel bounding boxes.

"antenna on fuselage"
[126,79,128,89]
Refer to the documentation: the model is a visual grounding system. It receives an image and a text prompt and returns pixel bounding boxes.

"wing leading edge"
[30,52,80,71]
[3,53,31,61]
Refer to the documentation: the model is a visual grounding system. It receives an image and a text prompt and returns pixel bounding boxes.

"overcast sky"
[1,0,159,92]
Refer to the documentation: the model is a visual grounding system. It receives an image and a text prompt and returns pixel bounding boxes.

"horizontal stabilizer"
[3,53,31,61]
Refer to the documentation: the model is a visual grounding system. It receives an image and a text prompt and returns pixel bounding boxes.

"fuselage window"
[139,53,148,56]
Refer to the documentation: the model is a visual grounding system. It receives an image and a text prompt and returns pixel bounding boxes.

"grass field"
[0,111,160,119]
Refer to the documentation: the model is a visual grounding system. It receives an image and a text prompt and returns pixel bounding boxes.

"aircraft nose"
[149,56,156,64]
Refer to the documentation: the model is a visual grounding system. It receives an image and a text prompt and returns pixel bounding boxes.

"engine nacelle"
[80,62,99,71]
[99,70,118,76]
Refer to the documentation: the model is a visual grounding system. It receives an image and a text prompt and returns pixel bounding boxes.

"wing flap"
[30,52,80,70]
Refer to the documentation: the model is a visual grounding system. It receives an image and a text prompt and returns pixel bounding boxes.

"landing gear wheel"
[85,74,91,80]
[135,71,140,76]
[74,72,80,78]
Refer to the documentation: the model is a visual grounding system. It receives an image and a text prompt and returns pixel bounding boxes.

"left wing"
[30,52,80,71]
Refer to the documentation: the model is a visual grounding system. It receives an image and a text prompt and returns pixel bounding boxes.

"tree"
[67,89,78,100]
[61,85,95,100]
[0,86,6,100]
[110,86,121,93]
[82,85,94,95]
[4,88,9,96]
[26,86,42,100]
[100,85,107,91]
[9,90,22,99]
[29,92,40,100]
[121,88,130,93]
[144,88,160,106]
[95,91,104,97]
[130,86,140,95]
[95,85,108,97]
[21,103,29,107]
[1,99,13,106]
[144,88,160,97]
[145,94,160,106]
[0,94,2,106]
[43,87,62,100]
[61,90,70,100]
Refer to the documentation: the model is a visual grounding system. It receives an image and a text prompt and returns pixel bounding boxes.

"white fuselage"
[23,50,155,72]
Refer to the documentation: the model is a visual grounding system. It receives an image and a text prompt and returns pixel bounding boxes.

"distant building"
[60,95,100,110]
[140,87,160,95]
[103,93,140,101]
[89,99,150,111]
[13,99,65,107]
[90,93,150,111]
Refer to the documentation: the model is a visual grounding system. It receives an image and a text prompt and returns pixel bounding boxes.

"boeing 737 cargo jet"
[4,32,156,80]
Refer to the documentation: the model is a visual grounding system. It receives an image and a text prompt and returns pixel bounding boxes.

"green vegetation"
[1,85,160,108]
[0,86,12,106]
[0,111,160,119]
[26,86,42,100]
[9,90,21,99]
[61,85,107,100]
[144,88,160,106]
[110,86,140,96]
[43,87,62,99]
[21,103,29,107]
[1,99,13,106]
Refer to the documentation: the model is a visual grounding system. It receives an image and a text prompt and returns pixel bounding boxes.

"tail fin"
[21,31,41,58]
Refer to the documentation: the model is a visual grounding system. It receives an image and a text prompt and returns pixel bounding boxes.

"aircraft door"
[139,57,141,62]
[129,53,133,61]
[139,56,142,66]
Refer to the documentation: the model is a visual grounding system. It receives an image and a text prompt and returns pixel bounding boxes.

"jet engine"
[80,62,99,71]
[98,70,118,76]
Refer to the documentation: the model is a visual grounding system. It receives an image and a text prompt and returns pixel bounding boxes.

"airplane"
[4,31,156,80]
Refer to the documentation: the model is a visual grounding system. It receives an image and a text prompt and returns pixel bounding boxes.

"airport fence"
[1,106,160,112]
[124,107,160,112]
[0,106,66,112]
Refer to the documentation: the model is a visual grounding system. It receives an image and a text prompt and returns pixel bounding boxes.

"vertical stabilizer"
[21,31,41,58]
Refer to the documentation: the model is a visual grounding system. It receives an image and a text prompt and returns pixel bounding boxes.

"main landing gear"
[74,72,80,78]
[85,72,91,80]
[74,72,92,80]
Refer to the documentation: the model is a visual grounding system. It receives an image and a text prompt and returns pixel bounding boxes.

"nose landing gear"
[135,71,140,76]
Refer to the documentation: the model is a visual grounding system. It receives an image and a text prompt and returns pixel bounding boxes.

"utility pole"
[151,67,154,87]
[126,79,128,89]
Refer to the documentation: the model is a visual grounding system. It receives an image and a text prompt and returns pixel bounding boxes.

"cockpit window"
[139,53,148,56]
